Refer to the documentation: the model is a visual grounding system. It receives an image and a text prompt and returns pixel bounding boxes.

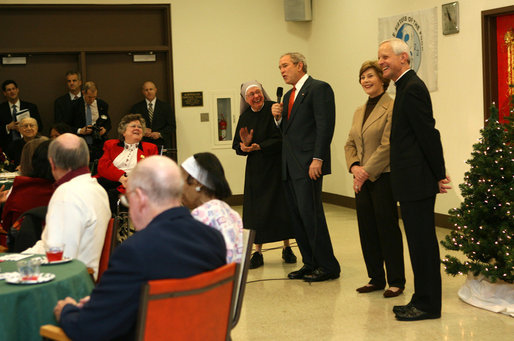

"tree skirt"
[458,274,514,317]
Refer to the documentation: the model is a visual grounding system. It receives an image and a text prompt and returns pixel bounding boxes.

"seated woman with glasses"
[181,152,244,263]
[97,113,158,213]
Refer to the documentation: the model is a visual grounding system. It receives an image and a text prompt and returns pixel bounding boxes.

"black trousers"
[284,175,340,274]
[355,173,405,288]
[400,195,441,314]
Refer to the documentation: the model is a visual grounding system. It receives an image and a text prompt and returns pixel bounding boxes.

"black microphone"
[276,87,283,103]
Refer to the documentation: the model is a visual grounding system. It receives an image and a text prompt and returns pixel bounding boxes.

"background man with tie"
[130,81,175,151]
[271,52,340,282]
[54,71,82,126]
[71,81,111,160]
[0,79,42,151]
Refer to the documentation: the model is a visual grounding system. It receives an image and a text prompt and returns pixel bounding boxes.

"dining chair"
[97,217,115,282]
[40,262,237,341]
[231,228,256,329]
[136,262,237,341]
[40,324,70,341]
[86,217,115,283]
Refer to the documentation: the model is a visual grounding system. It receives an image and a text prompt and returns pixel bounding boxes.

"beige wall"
[1,0,512,216]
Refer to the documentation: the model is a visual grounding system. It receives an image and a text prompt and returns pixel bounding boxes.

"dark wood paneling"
[0,6,166,50]
[86,52,169,134]
[0,54,79,134]
[0,4,175,153]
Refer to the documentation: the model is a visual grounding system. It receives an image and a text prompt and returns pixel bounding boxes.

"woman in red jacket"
[0,138,54,247]
[97,114,158,213]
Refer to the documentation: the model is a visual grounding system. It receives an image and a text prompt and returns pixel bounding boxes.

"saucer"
[34,257,72,265]
[4,272,56,285]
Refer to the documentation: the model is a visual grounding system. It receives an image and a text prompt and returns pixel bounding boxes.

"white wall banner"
[379,7,438,92]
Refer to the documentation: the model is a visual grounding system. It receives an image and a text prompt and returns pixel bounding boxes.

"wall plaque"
[181,91,203,107]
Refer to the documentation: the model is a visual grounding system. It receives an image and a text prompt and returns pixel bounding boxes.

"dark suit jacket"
[130,99,175,149]
[54,93,78,126]
[390,70,445,201]
[71,97,111,133]
[0,101,42,150]
[280,76,335,180]
[59,207,227,341]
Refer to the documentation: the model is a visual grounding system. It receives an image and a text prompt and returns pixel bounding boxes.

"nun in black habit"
[233,80,296,269]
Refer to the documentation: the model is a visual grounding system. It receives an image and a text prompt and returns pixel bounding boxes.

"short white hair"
[129,156,183,202]
[380,38,410,64]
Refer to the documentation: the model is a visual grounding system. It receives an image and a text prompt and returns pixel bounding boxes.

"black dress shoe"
[303,268,340,282]
[249,252,263,269]
[393,302,413,315]
[288,265,313,279]
[395,305,441,321]
[356,284,385,293]
[282,246,297,263]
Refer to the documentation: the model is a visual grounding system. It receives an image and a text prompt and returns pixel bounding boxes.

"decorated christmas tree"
[441,102,513,284]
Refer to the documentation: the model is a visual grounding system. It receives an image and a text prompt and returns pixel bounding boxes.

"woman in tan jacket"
[344,60,405,298]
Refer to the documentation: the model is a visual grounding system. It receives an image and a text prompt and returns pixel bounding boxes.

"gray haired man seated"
[24,133,111,280]
[53,156,227,341]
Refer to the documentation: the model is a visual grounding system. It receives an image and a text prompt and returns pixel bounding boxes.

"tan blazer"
[344,93,393,182]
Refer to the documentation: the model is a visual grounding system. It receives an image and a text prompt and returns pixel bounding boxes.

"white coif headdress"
[181,156,215,190]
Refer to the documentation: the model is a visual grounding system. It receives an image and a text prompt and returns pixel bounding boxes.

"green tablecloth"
[0,254,94,341]
[0,178,14,190]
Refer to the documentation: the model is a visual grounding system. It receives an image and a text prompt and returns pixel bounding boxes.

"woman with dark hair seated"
[0,138,55,245]
[96,113,158,213]
[49,122,73,139]
[181,152,244,263]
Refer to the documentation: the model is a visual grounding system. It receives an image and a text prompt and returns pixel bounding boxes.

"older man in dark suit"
[378,38,451,321]
[271,52,340,282]
[53,155,226,341]
[54,71,82,126]
[130,81,175,150]
[0,80,43,151]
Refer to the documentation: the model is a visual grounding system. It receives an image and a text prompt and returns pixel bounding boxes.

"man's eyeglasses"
[120,189,136,207]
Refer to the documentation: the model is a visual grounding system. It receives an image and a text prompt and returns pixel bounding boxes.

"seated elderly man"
[5,117,40,167]
[53,156,226,341]
[23,133,111,279]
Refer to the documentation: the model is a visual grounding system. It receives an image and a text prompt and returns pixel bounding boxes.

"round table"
[0,254,94,341]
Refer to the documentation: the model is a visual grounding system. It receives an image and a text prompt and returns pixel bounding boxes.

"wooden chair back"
[136,262,237,341]
[97,217,115,282]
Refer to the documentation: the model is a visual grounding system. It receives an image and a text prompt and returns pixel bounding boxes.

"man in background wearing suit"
[53,155,226,341]
[54,71,82,126]
[271,52,340,282]
[0,80,43,151]
[378,38,451,321]
[71,81,111,160]
[130,81,175,151]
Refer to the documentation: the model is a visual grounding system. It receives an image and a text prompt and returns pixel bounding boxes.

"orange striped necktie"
[288,86,296,119]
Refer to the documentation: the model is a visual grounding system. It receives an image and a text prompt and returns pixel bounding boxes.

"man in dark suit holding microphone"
[378,38,451,321]
[271,52,340,282]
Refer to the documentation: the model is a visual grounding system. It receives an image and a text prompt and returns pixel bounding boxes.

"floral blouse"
[192,199,244,263]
